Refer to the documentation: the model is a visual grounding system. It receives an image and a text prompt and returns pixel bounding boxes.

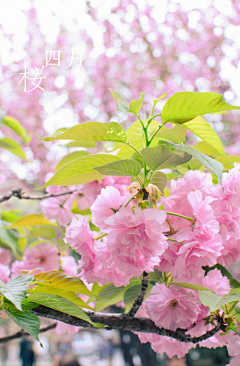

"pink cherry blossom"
[91,186,132,231]
[40,195,74,226]
[11,243,59,276]
[60,256,78,276]
[174,237,223,280]
[0,264,10,283]
[146,284,201,331]
[106,207,168,277]
[192,268,230,297]
[56,321,79,335]
[0,248,11,266]
[64,215,95,271]
[226,335,240,365]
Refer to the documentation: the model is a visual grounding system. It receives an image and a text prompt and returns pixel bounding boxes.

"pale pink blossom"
[0,264,10,283]
[0,248,11,266]
[196,269,230,296]
[79,241,130,287]
[11,243,59,276]
[40,196,74,226]
[174,237,223,280]
[226,335,240,365]
[56,321,79,335]
[64,215,95,270]
[106,207,168,277]
[138,332,194,358]
[91,186,132,231]
[146,284,201,331]
[60,256,78,276]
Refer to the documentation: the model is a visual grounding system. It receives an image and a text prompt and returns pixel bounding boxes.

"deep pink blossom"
[146,284,201,331]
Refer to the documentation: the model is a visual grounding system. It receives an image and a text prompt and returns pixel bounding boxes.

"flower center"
[169,300,178,309]
[40,257,45,263]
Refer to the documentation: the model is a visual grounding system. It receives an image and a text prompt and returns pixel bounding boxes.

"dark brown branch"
[0,322,57,343]
[30,306,226,344]
[124,271,148,318]
[0,188,79,204]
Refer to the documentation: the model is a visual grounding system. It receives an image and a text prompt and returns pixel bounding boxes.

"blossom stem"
[167,238,184,245]
[124,194,137,208]
[126,142,142,157]
[93,233,107,241]
[166,211,195,224]
[227,301,239,315]
[123,271,149,318]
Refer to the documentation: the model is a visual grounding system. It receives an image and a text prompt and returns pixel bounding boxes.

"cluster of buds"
[128,181,163,208]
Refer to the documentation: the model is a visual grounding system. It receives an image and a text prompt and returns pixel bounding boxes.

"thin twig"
[30,306,226,344]
[0,322,57,343]
[0,188,79,204]
[124,271,149,318]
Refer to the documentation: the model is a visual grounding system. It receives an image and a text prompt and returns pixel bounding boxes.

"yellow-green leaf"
[181,116,225,156]
[42,122,127,143]
[6,214,57,229]
[215,156,240,171]
[55,151,89,171]
[37,154,120,189]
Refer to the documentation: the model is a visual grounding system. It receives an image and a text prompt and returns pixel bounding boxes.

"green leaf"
[6,214,57,229]
[27,293,101,327]
[193,142,220,158]
[0,274,34,310]
[141,144,191,171]
[0,220,21,257]
[0,137,28,161]
[181,116,225,156]
[204,264,240,289]
[28,285,94,310]
[34,271,94,298]
[4,301,40,341]
[164,142,224,182]
[94,159,141,177]
[55,151,89,171]
[154,124,187,144]
[95,282,140,311]
[129,92,145,115]
[65,141,96,148]
[198,290,223,311]
[161,92,240,124]
[28,227,56,239]
[215,156,240,171]
[199,290,240,311]
[124,284,153,313]
[177,158,204,174]
[150,171,167,191]
[109,89,129,114]
[37,154,120,189]
[171,282,215,293]
[42,122,127,143]
[2,116,30,142]
[21,298,40,311]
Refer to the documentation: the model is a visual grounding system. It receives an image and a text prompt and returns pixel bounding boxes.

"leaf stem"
[126,142,142,157]
[166,211,195,224]
[227,301,239,315]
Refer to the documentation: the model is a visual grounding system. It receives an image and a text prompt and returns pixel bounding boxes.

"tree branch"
[124,271,148,318]
[0,188,79,204]
[30,306,226,344]
[0,322,57,343]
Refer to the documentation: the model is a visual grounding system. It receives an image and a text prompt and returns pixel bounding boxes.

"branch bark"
[0,322,57,343]
[0,188,79,204]
[30,306,226,344]
[125,271,148,318]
